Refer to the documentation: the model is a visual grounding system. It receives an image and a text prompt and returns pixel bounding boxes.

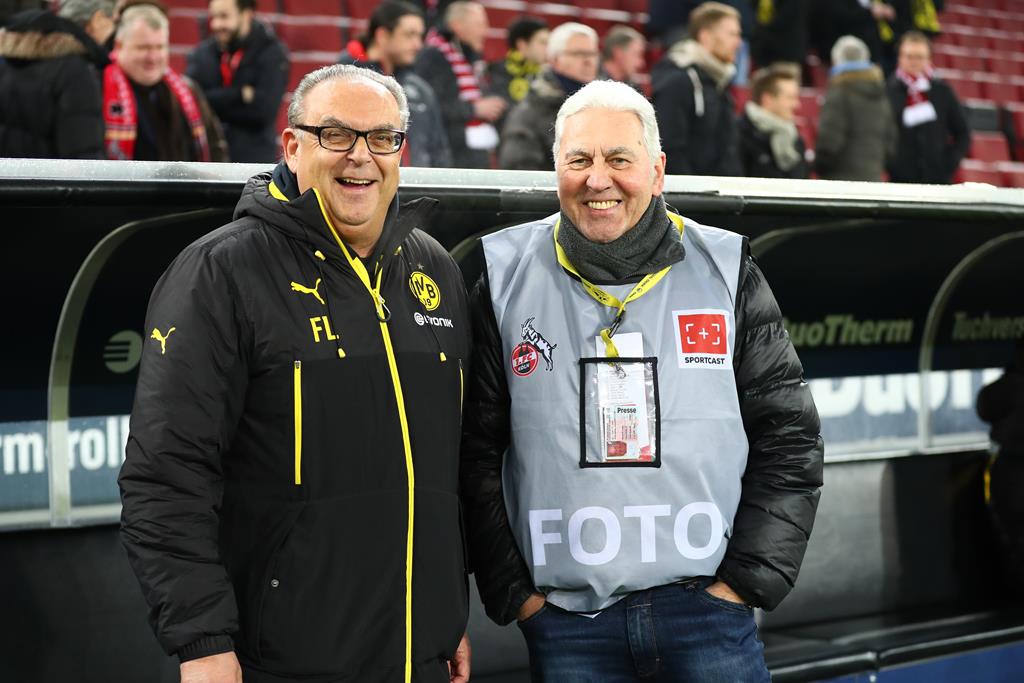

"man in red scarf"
[886,30,970,184]
[104,4,227,161]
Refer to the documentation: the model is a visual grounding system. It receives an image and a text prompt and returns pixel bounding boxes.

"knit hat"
[831,35,870,66]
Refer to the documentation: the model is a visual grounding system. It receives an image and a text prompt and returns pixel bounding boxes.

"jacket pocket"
[293,360,302,485]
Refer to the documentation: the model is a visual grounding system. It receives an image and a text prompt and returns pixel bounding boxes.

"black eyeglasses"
[294,124,406,154]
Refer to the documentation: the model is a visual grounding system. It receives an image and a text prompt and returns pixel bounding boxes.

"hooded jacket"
[119,164,471,682]
[186,20,289,163]
[815,65,898,181]
[0,9,107,159]
[651,40,742,177]
[497,67,567,172]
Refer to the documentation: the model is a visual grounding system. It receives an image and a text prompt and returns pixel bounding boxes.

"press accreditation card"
[594,333,654,462]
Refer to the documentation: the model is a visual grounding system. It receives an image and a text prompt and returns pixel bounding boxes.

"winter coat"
[886,75,970,184]
[0,9,106,159]
[497,68,565,171]
[815,66,897,181]
[413,33,491,169]
[737,110,809,179]
[186,20,288,163]
[338,42,453,168]
[119,163,471,680]
[651,41,742,177]
[461,221,824,624]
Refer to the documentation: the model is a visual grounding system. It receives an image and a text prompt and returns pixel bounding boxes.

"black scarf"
[556,195,684,284]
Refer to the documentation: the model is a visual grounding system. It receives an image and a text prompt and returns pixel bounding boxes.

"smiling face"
[282,78,403,256]
[556,108,665,243]
[116,19,169,87]
[208,0,252,49]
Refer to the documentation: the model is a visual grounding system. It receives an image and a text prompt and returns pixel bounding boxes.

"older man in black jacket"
[187,0,288,163]
[462,79,823,682]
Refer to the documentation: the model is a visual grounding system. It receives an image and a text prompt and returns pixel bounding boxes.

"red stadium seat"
[988,57,1024,78]
[997,161,1024,187]
[169,14,202,45]
[795,116,816,151]
[483,36,505,63]
[987,34,1024,53]
[970,132,1011,162]
[277,23,343,54]
[731,85,749,114]
[951,31,989,51]
[956,159,1005,185]
[617,0,647,12]
[943,73,983,100]
[798,90,821,121]
[979,77,1021,104]
[282,0,341,15]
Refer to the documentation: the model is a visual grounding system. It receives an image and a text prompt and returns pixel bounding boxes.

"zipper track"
[294,360,302,486]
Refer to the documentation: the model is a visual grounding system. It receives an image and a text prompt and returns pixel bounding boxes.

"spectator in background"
[738,65,808,179]
[104,5,227,161]
[814,35,896,181]
[61,0,115,47]
[498,22,598,171]
[486,16,547,114]
[977,339,1024,593]
[886,31,968,184]
[750,0,809,71]
[340,0,452,167]
[599,25,645,92]
[652,2,742,176]
[0,2,111,159]
[415,0,506,168]
[187,0,287,163]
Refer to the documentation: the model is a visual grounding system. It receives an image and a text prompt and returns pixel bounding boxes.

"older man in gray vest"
[461,79,823,681]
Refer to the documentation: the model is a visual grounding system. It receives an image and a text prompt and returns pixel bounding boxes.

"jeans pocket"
[516,603,549,628]
[696,587,752,614]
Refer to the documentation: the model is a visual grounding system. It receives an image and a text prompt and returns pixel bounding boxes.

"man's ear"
[652,151,667,196]
[282,128,300,173]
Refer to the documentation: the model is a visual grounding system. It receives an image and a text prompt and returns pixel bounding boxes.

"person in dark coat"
[498,21,597,171]
[750,0,809,68]
[978,339,1024,594]
[0,5,110,158]
[651,2,743,176]
[599,24,645,92]
[738,65,808,179]
[814,35,896,181]
[486,15,547,114]
[886,31,969,184]
[339,0,452,167]
[413,1,506,168]
[186,0,287,163]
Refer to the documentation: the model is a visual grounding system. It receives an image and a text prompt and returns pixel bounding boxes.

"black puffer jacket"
[461,236,824,624]
[120,164,470,680]
[186,20,288,163]
[0,9,107,159]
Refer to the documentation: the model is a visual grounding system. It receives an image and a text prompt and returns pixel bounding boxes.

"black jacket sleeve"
[118,241,250,660]
[459,272,537,625]
[55,56,104,159]
[715,252,824,611]
[653,67,695,175]
[942,84,971,180]
[414,48,475,126]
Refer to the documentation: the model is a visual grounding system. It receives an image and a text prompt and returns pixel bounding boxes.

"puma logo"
[291,278,325,306]
[150,327,176,355]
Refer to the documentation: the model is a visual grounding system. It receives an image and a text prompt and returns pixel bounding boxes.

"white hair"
[546,21,598,62]
[552,79,662,168]
[116,4,167,41]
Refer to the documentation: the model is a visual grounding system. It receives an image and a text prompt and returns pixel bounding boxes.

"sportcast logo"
[673,309,732,369]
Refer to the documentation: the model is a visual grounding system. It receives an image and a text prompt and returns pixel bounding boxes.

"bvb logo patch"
[409,271,441,311]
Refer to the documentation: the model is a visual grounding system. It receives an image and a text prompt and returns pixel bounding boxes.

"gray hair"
[601,24,644,61]
[287,64,410,131]
[58,0,115,26]
[553,80,662,170]
[116,4,167,41]
[831,35,870,66]
[443,0,483,26]
[547,21,598,62]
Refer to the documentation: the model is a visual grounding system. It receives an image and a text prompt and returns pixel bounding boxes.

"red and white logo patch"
[673,309,732,369]
[511,342,540,377]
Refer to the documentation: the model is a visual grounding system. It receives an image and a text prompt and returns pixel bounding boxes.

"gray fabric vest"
[482,212,749,612]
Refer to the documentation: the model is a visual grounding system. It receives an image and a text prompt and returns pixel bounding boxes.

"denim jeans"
[517,577,770,682]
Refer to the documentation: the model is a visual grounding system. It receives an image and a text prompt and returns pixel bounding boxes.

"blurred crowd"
[0,0,971,184]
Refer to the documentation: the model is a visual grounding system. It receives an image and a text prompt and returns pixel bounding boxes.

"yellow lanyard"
[553,212,685,357]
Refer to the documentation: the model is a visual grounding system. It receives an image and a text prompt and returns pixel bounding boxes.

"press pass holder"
[579,331,661,468]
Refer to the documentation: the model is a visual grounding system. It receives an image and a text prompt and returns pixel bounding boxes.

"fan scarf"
[103,63,210,161]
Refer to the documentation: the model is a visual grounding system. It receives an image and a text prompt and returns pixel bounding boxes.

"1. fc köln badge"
[673,309,732,369]
[511,317,557,376]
